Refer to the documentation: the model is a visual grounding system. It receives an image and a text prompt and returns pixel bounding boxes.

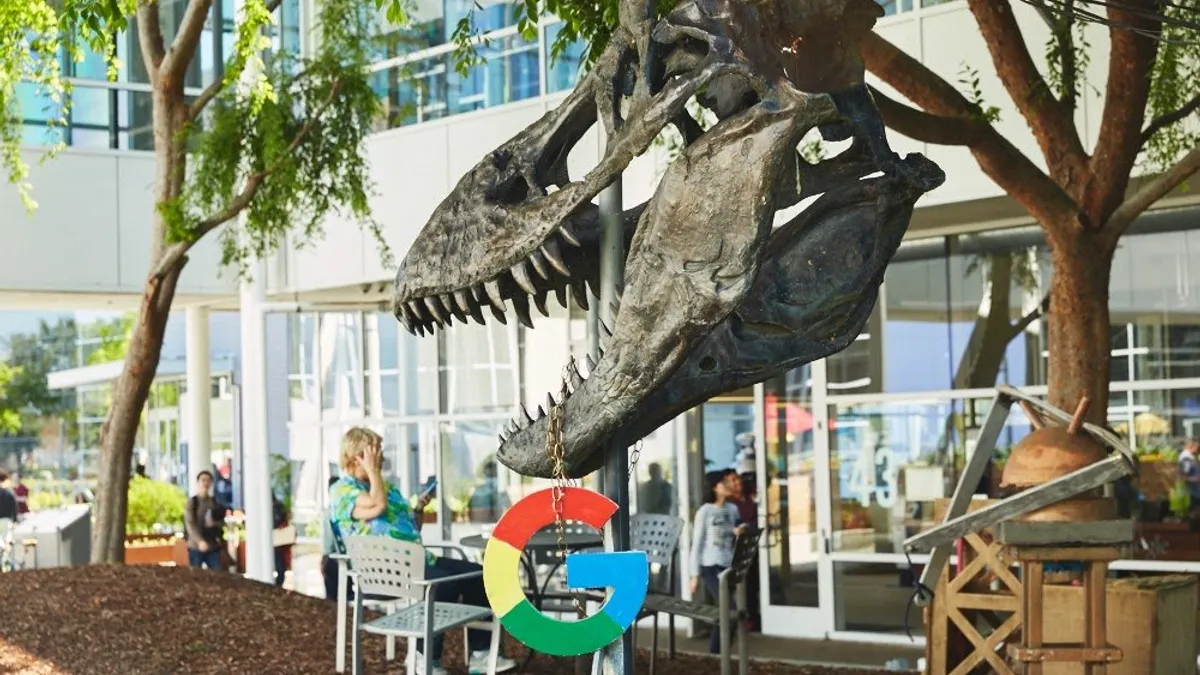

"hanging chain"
[547,358,586,618]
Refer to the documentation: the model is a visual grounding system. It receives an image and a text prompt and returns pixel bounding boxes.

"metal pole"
[597,178,632,675]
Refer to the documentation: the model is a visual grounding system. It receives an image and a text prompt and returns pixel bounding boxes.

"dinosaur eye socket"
[698,356,717,372]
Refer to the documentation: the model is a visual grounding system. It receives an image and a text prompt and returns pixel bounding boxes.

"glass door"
[756,360,833,637]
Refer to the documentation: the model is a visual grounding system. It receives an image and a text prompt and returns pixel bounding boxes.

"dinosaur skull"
[392,0,945,478]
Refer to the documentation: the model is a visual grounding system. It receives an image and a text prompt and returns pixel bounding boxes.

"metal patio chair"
[628,513,685,671]
[640,529,762,675]
[330,520,479,673]
[343,535,502,675]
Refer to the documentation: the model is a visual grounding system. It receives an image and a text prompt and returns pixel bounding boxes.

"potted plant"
[124,476,187,565]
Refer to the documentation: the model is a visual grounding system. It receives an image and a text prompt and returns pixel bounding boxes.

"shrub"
[126,476,187,535]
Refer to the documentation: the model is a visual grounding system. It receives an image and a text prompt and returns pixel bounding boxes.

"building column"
[240,258,274,584]
[186,306,212,486]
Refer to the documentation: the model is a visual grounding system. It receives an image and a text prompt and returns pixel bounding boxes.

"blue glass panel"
[544,23,583,94]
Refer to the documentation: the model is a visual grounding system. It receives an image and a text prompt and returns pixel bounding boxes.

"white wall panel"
[0,150,122,291]
[0,148,239,296]
[361,124,451,282]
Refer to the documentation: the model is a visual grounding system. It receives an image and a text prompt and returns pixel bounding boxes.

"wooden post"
[1021,561,1045,675]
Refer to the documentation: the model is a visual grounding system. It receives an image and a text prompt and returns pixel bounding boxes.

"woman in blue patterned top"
[330,427,515,675]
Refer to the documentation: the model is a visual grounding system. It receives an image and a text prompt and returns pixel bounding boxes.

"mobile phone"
[419,477,437,498]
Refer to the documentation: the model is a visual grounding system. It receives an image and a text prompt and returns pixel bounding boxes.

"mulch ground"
[0,566,891,674]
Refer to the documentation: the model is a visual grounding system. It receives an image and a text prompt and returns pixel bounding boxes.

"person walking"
[689,469,745,654]
[184,471,226,570]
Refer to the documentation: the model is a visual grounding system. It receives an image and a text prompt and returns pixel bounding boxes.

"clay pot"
[1001,427,1107,489]
[1003,398,1115,526]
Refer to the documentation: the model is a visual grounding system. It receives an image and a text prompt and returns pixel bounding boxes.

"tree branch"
[869,87,982,146]
[189,79,223,120]
[153,82,344,279]
[136,0,166,76]
[1083,0,1162,225]
[966,0,1086,181]
[188,0,288,121]
[859,36,1081,230]
[1102,147,1200,241]
[1141,92,1200,146]
[1010,293,1051,336]
[161,0,215,83]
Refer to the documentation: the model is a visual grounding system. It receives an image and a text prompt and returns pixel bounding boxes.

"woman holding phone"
[329,427,516,675]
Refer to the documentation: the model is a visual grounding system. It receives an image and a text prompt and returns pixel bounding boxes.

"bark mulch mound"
[0,566,892,675]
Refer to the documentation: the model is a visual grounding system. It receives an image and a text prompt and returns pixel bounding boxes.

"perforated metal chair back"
[728,529,762,586]
[631,514,683,567]
[528,522,596,565]
[343,535,427,601]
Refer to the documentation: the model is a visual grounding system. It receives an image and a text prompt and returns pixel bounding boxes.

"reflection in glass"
[762,367,819,608]
[544,22,585,94]
[833,561,924,636]
[442,321,518,415]
[440,419,512,539]
[319,313,365,415]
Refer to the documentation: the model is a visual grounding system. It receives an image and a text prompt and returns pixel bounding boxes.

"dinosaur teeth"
[498,433,506,445]
[568,364,584,391]
[571,282,589,310]
[444,293,466,322]
[424,296,448,325]
[585,354,597,374]
[529,251,551,280]
[521,405,534,426]
[415,322,427,337]
[560,224,581,247]
[453,290,473,315]
[511,261,538,296]
[532,289,549,317]
[511,294,535,328]
[546,393,555,411]
[489,301,508,325]
[600,320,613,338]
[541,240,570,276]
[484,279,506,312]
[536,405,546,418]
[553,284,569,309]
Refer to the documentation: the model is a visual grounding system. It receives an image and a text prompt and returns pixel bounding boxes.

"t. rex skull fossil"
[393,0,945,478]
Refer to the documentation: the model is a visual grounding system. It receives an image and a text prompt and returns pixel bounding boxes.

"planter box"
[1043,575,1197,675]
[1137,521,1200,561]
[125,543,177,566]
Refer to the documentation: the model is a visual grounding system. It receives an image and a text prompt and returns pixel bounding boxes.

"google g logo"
[482,487,649,656]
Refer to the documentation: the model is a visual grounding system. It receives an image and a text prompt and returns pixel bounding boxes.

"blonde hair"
[340,427,383,472]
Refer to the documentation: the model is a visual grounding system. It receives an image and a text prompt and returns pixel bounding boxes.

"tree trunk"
[1045,229,1115,423]
[91,265,185,563]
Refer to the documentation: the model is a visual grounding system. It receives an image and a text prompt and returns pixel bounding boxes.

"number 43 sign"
[482,488,649,656]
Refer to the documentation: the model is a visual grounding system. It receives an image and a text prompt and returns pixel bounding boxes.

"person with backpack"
[184,471,227,570]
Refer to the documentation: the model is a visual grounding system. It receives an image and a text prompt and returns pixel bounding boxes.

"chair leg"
[488,620,502,675]
[650,614,659,675]
[423,629,434,675]
[719,581,732,675]
[387,605,397,661]
[737,585,749,675]
[352,596,364,675]
[336,564,349,673]
[668,614,676,659]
